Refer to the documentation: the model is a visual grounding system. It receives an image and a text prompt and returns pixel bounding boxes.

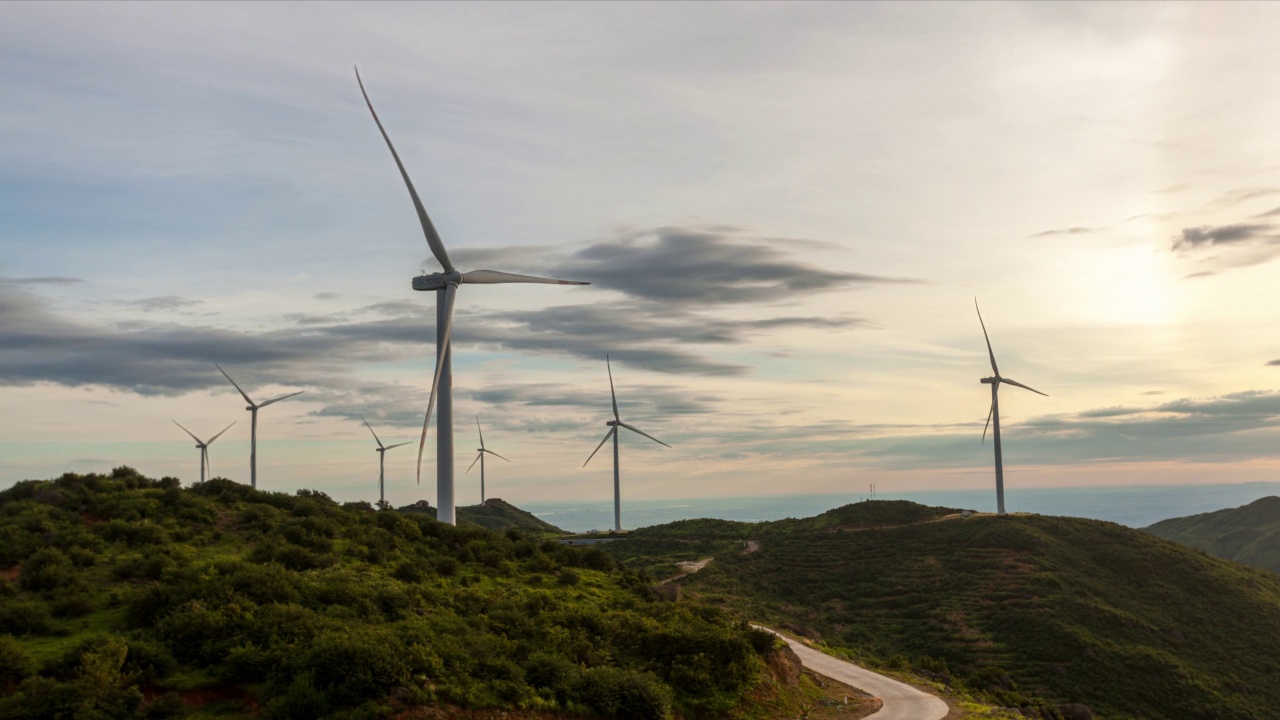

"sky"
[6,1,1280,512]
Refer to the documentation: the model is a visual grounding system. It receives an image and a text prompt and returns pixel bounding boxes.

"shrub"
[0,635,32,685]
[267,674,328,720]
[19,548,72,591]
[557,569,581,586]
[574,666,673,720]
[0,600,54,636]
[300,630,409,707]
[142,691,186,720]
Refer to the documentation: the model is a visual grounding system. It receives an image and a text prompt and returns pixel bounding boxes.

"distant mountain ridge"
[1144,495,1280,574]
[396,497,565,535]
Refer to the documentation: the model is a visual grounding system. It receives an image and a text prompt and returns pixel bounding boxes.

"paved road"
[754,626,949,720]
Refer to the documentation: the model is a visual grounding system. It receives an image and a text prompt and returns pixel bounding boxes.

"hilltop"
[604,501,1280,720]
[397,497,565,536]
[1144,496,1280,574]
[0,468,791,719]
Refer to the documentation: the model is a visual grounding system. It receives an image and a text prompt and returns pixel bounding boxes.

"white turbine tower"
[216,364,304,490]
[467,415,509,504]
[355,68,589,525]
[363,417,411,506]
[583,356,670,532]
[173,420,235,484]
[976,300,1048,516]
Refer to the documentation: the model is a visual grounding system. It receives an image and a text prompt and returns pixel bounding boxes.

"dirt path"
[659,556,714,584]
[753,626,949,720]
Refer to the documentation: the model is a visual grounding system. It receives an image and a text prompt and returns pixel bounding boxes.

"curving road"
[754,626,949,720]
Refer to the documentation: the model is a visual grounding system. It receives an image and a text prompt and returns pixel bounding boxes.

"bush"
[267,674,328,720]
[0,601,54,636]
[19,548,72,591]
[300,630,409,707]
[557,569,581,586]
[142,691,186,720]
[574,666,673,720]
[0,635,32,685]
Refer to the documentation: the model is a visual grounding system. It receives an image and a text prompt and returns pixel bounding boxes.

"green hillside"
[1144,496,1280,574]
[0,468,783,719]
[605,501,1280,720]
[397,498,565,536]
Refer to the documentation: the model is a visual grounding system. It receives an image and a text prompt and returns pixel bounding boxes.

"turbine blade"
[619,421,671,448]
[466,452,481,473]
[173,420,201,444]
[363,416,385,449]
[461,269,590,285]
[476,415,484,449]
[216,363,256,406]
[583,427,616,467]
[258,390,304,408]
[982,397,995,444]
[355,67,454,273]
[1001,377,1049,397]
[384,441,412,450]
[207,421,237,445]
[483,448,510,462]
[416,282,458,484]
[974,299,1000,377]
[607,354,619,421]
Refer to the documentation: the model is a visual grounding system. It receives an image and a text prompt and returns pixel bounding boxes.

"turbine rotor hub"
[980,377,998,385]
[606,420,620,426]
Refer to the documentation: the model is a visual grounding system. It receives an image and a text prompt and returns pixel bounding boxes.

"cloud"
[1173,223,1274,251]
[121,296,204,312]
[557,227,919,306]
[0,276,85,286]
[1030,226,1098,238]
[1183,271,1216,279]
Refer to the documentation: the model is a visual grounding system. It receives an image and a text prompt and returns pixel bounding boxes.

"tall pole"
[480,451,486,503]
[250,408,258,489]
[437,288,456,525]
[991,384,1005,516]
[378,450,386,505]
[200,448,207,484]
[612,429,621,532]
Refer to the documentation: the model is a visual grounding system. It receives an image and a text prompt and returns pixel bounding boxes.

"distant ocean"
[519,482,1280,534]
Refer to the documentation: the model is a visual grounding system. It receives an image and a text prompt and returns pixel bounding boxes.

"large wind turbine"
[976,300,1048,516]
[355,68,589,525]
[467,415,509,504]
[363,417,411,506]
[216,364,304,490]
[584,356,670,532]
[173,420,235,484]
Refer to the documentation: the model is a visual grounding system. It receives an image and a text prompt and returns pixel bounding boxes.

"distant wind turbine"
[173,420,235,484]
[467,415,509,504]
[355,68,589,525]
[584,356,670,532]
[216,364,304,489]
[363,417,411,506]
[976,300,1048,516]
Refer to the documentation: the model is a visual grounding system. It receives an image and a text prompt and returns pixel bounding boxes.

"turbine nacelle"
[980,377,998,385]
[413,272,459,291]
[606,420,621,427]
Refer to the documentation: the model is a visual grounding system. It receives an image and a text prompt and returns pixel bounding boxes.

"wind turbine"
[173,420,235,484]
[976,300,1047,516]
[355,68,589,525]
[363,417,411,506]
[216,364,304,490]
[583,355,670,532]
[467,415,509,504]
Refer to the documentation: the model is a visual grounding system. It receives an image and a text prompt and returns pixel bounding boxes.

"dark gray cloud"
[1267,359,1280,367]
[121,296,204,312]
[314,292,340,301]
[1173,223,1275,251]
[1253,206,1280,219]
[558,227,917,305]
[1030,226,1098,238]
